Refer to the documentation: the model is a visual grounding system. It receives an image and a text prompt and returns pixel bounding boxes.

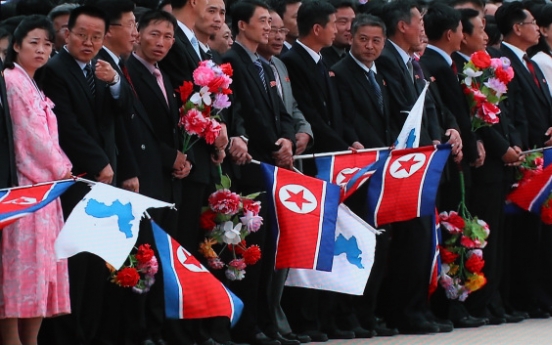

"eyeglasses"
[269,28,290,36]
[518,19,537,26]
[111,22,138,29]
[71,31,104,43]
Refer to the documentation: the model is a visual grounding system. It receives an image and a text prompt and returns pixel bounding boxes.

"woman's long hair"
[527,4,552,58]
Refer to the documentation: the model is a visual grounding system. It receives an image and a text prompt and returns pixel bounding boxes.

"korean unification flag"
[285,204,377,295]
[394,81,430,149]
[55,183,174,268]
[261,163,341,272]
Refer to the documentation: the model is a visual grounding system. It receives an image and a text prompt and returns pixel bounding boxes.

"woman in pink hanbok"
[0,15,72,345]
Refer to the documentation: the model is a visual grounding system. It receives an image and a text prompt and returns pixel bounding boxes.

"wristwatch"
[108,73,120,86]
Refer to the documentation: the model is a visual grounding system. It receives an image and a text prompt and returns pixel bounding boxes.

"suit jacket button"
[173,128,176,133]
[131,114,135,119]
[141,144,146,150]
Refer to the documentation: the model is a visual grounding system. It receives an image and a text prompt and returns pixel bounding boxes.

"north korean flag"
[152,220,243,325]
[261,163,341,272]
[544,147,552,168]
[507,164,552,214]
[315,149,390,201]
[367,145,451,227]
[0,180,75,228]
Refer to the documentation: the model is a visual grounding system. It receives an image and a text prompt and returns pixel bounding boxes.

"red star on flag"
[284,189,312,210]
[394,156,420,174]
[183,250,203,269]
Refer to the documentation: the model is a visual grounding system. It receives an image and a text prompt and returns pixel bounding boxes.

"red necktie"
[451,61,458,75]
[523,54,541,89]
[119,60,138,98]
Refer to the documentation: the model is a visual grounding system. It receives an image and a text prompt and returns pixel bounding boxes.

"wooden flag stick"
[293,146,390,161]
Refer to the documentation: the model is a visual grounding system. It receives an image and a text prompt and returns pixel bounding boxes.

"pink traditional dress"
[0,63,72,318]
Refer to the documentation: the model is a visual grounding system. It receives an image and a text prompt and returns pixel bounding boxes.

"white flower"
[222,221,242,245]
[464,67,483,87]
[190,86,212,106]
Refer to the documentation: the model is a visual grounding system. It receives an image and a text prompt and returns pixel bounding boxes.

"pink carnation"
[182,109,210,135]
[193,64,216,87]
[138,255,158,275]
[203,119,221,145]
[209,189,241,215]
[213,93,231,110]
[229,258,247,270]
[240,210,263,232]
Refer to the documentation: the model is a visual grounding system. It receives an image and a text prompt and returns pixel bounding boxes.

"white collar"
[177,20,196,43]
[199,41,210,53]
[502,41,528,68]
[102,46,121,69]
[284,41,292,49]
[456,51,471,62]
[426,44,453,66]
[349,51,377,75]
[296,40,321,64]
[64,45,89,71]
[388,39,411,66]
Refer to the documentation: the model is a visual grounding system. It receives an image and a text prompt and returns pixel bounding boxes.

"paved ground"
[326,319,552,345]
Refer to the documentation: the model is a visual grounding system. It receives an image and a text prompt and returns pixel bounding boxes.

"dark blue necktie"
[84,64,96,98]
[254,59,267,93]
[366,69,383,113]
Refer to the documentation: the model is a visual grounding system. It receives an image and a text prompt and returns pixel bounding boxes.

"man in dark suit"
[269,0,302,55]
[320,0,355,69]
[331,14,399,338]
[0,61,16,191]
[495,1,552,318]
[374,0,457,334]
[280,0,362,340]
[256,9,313,344]
[223,1,296,344]
[193,0,225,62]
[37,6,134,345]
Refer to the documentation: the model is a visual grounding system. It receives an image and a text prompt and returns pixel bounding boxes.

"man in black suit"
[320,0,355,69]
[269,0,302,55]
[223,1,296,344]
[0,61,15,191]
[495,2,552,318]
[194,0,225,62]
[331,14,398,338]
[37,6,134,345]
[280,1,362,340]
[374,0,456,334]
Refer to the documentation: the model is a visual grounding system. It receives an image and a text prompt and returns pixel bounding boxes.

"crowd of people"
[1,0,552,344]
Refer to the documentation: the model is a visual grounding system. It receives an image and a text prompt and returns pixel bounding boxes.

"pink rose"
[240,210,263,232]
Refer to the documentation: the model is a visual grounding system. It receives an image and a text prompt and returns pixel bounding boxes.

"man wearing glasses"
[36,5,133,345]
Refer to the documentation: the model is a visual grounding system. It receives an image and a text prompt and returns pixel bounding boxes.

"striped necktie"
[84,64,95,98]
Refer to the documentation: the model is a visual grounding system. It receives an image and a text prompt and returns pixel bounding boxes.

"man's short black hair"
[297,0,336,37]
[230,0,270,35]
[379,0,418,38]
[327,0,356,12]
[68,5,109,33]
[171,0,188,10]
[446,0,485,10]
[268,0,301,20]
[93,0,135,25]
[459,8,480,35]
[494,1,528,37]
[424,2,461,41]
[137,9,177,32]
[351,13,386,36]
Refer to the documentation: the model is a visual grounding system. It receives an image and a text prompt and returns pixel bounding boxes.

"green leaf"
[243,191,263,200]
[220,175,232,189]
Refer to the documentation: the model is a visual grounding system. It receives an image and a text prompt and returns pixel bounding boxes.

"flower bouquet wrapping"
[107,244,158,293]
[198,175,263,280]
[461,51,514,131]
[177,60,233,152]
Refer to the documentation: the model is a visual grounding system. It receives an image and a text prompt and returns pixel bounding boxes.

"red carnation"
[471,51,491,69]
[242,198,261,215]
[465,254,485,273]
[181,109,210,135]
[178,81,194,103]
[208,76,226,93]
[136,244,154,264]
[542,202,552,225]
[116,267,140,287]
[494,66,513,84]
[243,245,261,265]
[220,63,233,77]
[202,105,212,118]
[439,246,459,264]
[203,119,221,145]
[209,189,241,215]
[199,209,217,230]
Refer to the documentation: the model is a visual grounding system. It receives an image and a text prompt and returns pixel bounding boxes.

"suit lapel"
[61,50,95,107]
[346,56,384,117]
[234,44,272,107]
[292,43,327,95]
[502,45,547,104]
[175,27,200,67]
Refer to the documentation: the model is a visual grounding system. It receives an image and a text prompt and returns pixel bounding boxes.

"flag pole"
[0,178,76,192]
[293,146,390,161]
[520,146,552,156]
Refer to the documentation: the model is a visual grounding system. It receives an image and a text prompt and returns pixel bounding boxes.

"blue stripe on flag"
[315,156,334,182]
[365,157,390,227]
[316,182,341,271]
[151,220,182,319]
[260,163,280,269]
[419,145,451,216]
[544,147,552,168]
[528,175,552,214]
[227,288,244,327]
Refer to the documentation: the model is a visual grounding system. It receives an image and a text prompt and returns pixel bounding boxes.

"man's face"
[282,2,301,40]
[209,22,233,54]
[317,13,337,48]
[136,20,175,64]
[0,37,9,62]
[241,7,271,45]
[195,0,225,38]
[66,14,105,63]
[350,24,385,67]
[462,16,488,54]
[402,8,423,49]
[258,12,286,57]
[52,14,70,50]
[517,10,539,46]
[107,11,138,56]
[333,6,355,48]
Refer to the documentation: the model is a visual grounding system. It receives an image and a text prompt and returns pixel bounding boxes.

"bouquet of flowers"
[438,210,490,301]
[461,51,514,131]
[177,60,233,152]
[107,244,158,294]
[198,175,263,280]
[515,150,543,186]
